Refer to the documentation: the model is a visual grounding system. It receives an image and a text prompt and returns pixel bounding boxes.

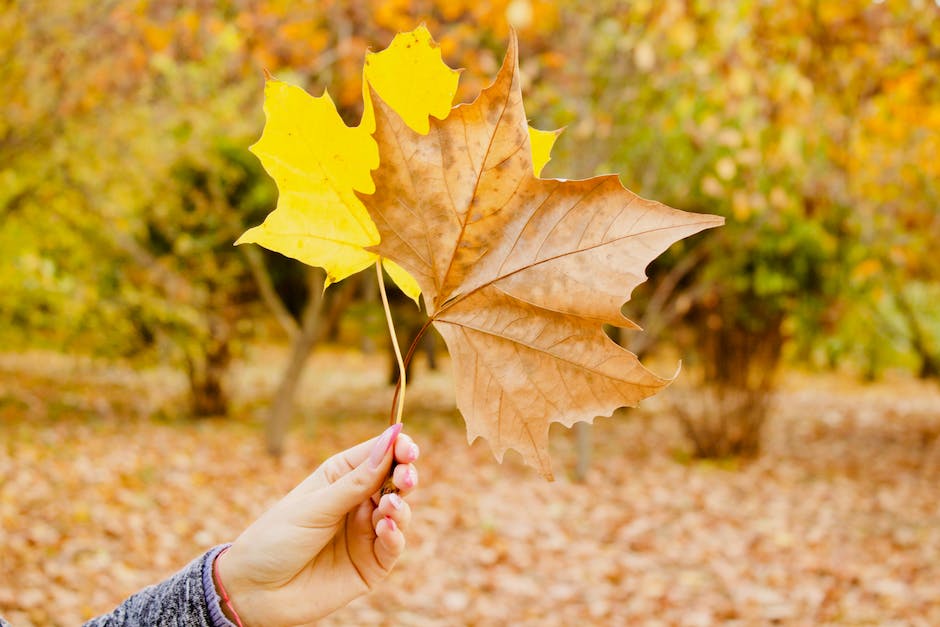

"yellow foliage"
[240,26,559,299]
[383,259,421,305]
[360,26,460,135]
[239,27,461,295]
[237,81,381,288]
[528,126,562,177]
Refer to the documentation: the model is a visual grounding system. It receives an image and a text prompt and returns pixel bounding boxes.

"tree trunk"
[894,287,940,381]
[265,269,360,458]
[186,316,233,418]
[674,301,785,459]
[265,268,324,457]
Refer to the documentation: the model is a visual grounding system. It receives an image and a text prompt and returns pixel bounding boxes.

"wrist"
[213,547,246,627]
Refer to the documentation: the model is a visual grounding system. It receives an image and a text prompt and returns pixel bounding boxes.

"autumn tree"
[522,0,940,456]
[5,0,935,458]
[0,1,269,415]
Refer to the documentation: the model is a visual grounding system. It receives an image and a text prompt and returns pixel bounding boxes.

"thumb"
[316,424,402,519]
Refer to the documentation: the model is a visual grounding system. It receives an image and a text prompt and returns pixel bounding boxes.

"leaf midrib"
[435,50,516,308]
[432,218,723,321]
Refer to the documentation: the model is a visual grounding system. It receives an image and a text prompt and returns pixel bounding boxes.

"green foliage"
[0,2,276,414]
[1,0,937,429]
[528,0,938,379]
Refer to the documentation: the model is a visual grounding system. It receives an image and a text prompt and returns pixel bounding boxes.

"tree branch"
[241,245,299,341]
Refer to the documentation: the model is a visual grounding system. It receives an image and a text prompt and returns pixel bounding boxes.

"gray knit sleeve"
[81,544,236,627]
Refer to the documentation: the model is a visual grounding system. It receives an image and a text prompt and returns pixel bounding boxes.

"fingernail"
[370,423,403,468]
[385,516,397,532]
[388,493,404,510]
[403,466,417,488]
[408,442,420,461]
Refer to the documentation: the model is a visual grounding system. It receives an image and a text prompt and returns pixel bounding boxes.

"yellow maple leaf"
[238,26,559,304]
[237,81,381,286]
[360,26,459,135]
[528,126,562,177]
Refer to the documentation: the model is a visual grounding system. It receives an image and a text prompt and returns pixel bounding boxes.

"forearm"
[81,544,234,627]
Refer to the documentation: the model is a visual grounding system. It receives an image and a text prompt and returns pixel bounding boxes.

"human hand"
[214,424,419,626]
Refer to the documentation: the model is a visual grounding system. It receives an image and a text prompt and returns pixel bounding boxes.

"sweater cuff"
[201,543,236,627]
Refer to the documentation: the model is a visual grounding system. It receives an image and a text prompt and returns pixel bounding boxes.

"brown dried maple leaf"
[360,34,724,479]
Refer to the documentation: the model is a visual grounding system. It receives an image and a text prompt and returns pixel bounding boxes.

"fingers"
[331,429,417,473]
[392,462,418,495]
[301,428,419,494]
[373,516,405,570]
[371,492,412,532]
[317,434,390,485]
[343,438,418,587]
[394,433,420,465]
[346,495,405,581]
[371,461,418,506]
[310,424,402,521]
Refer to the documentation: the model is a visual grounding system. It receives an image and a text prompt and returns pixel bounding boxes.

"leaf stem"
[376,261,406,425]
[402,318,434,376]
[387,317,434,424]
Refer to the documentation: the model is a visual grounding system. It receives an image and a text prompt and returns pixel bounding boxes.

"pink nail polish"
[404,466,417,488]
[370,423,403,468]
[385,516,397,532]
[388,493,404,510]
[409,442,420,461]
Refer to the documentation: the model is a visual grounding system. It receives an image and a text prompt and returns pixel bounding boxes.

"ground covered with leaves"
[2,350,940,626]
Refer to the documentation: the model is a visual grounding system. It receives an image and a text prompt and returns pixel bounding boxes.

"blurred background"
[2,1,939,625]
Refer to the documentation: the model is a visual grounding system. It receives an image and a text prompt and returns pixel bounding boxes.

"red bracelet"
[213,547,245,627]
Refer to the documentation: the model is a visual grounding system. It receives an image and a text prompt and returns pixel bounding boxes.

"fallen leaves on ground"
[2,351,940,625]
